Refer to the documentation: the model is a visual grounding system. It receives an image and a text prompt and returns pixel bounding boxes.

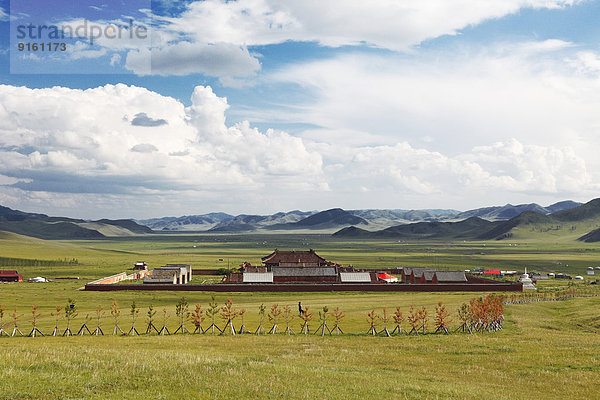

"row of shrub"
[0,294,504,338]
[0,256,78,267]
[503,287,600,305]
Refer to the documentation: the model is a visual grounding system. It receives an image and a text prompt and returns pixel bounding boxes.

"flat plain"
[1,231,600,399]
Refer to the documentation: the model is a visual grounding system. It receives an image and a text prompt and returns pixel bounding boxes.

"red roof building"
[133,261,148,271]
[224,249,340,284]
[261,249,329,268]
[0,270,23,282]
[377,273,398,283]
[484,269,502,275]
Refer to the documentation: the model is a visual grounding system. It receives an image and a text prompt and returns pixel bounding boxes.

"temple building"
[225,249,499,287]
[252,249,341,283]
[231,249,377,284]
[261,249,330,268]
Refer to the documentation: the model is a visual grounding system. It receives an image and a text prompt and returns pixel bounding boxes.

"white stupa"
[519,268,536,290]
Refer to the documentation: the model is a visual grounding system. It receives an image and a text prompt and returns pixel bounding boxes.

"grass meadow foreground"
[1,232,600,399]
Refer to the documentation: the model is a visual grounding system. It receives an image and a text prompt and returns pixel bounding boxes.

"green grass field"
[1,231,600,399]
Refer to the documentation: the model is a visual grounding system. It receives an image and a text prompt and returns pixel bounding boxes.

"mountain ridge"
[136,200,581,233]
[0,206,152,239]
[0,199,588,239]
[333,199,600,241]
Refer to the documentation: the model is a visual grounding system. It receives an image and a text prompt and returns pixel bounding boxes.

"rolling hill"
[0,219,105,240]
[208,210,317,232]
[577,228,600,243]
[138,213,234,231]
[0,198,591,239]
[0,206,152,239]
[0,205,48,221]
[285,208,366,228]
[136,201,581,233]
[334,198,600,241]
[333,217,494,240]
[207,209,368,232]
[453,201,581,221]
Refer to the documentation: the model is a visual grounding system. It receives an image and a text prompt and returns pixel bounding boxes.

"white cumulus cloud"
[118,0,583,79]
[269,42,600,164]
[0,84,324,204]
[164,0,581,51]
[0,79,596,217]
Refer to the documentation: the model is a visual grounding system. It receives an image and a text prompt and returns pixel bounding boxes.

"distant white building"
[519,268,536,290]
[28,276,49,283]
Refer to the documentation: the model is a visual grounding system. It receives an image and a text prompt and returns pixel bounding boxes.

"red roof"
[377,273,394,279]
[484,269,502,274]
[262,249,327,265]
[0,270,20,276]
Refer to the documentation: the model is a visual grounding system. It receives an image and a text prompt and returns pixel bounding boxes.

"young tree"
[238,309,248,334]
[470,297,486,332]
[28,305,44,337]
[283,305,295,335]
[63,299,77,336]
[191,304,205,334]
[481,296,493,332]
[77,314,92,336]
[0,304,8,336]
[174,297,190,334]
[366,309,379,336]
[315,306,331,336]
[145,304,158,334]
[434,302,450,334]
[220,298,237,335]
[456,302,473,334]
[127,301,140,335]
[51,306,62,336]
[407,305,420,335]
[93,305,104,336]
[255,304,266,335]
[391,307,405,335]
[268,304,282,334]
[11,306,24,337]
[111,300,124,335]
[377,308,391,337]
[158,307,170,335]
[487,294,505,332]
[206,296,222,334]
[331,307,344,335]
[299,307,313,335]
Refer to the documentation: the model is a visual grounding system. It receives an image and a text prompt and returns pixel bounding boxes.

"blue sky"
[1,0,600,218]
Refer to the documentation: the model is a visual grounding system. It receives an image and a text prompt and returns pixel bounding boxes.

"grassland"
[1,231,600,399]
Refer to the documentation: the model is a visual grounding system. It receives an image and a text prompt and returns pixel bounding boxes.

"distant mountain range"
[137,200,581,233]
[0,205,152,239]
[334,199,600,242]
[452,201,582,221]
[1,199,595,241]
[138,213,234,231]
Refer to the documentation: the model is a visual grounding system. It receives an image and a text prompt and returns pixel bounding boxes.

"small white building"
[519,268,536,290]
[377,273,398,283]
[28,276,49,283]
[242,272,273,283]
